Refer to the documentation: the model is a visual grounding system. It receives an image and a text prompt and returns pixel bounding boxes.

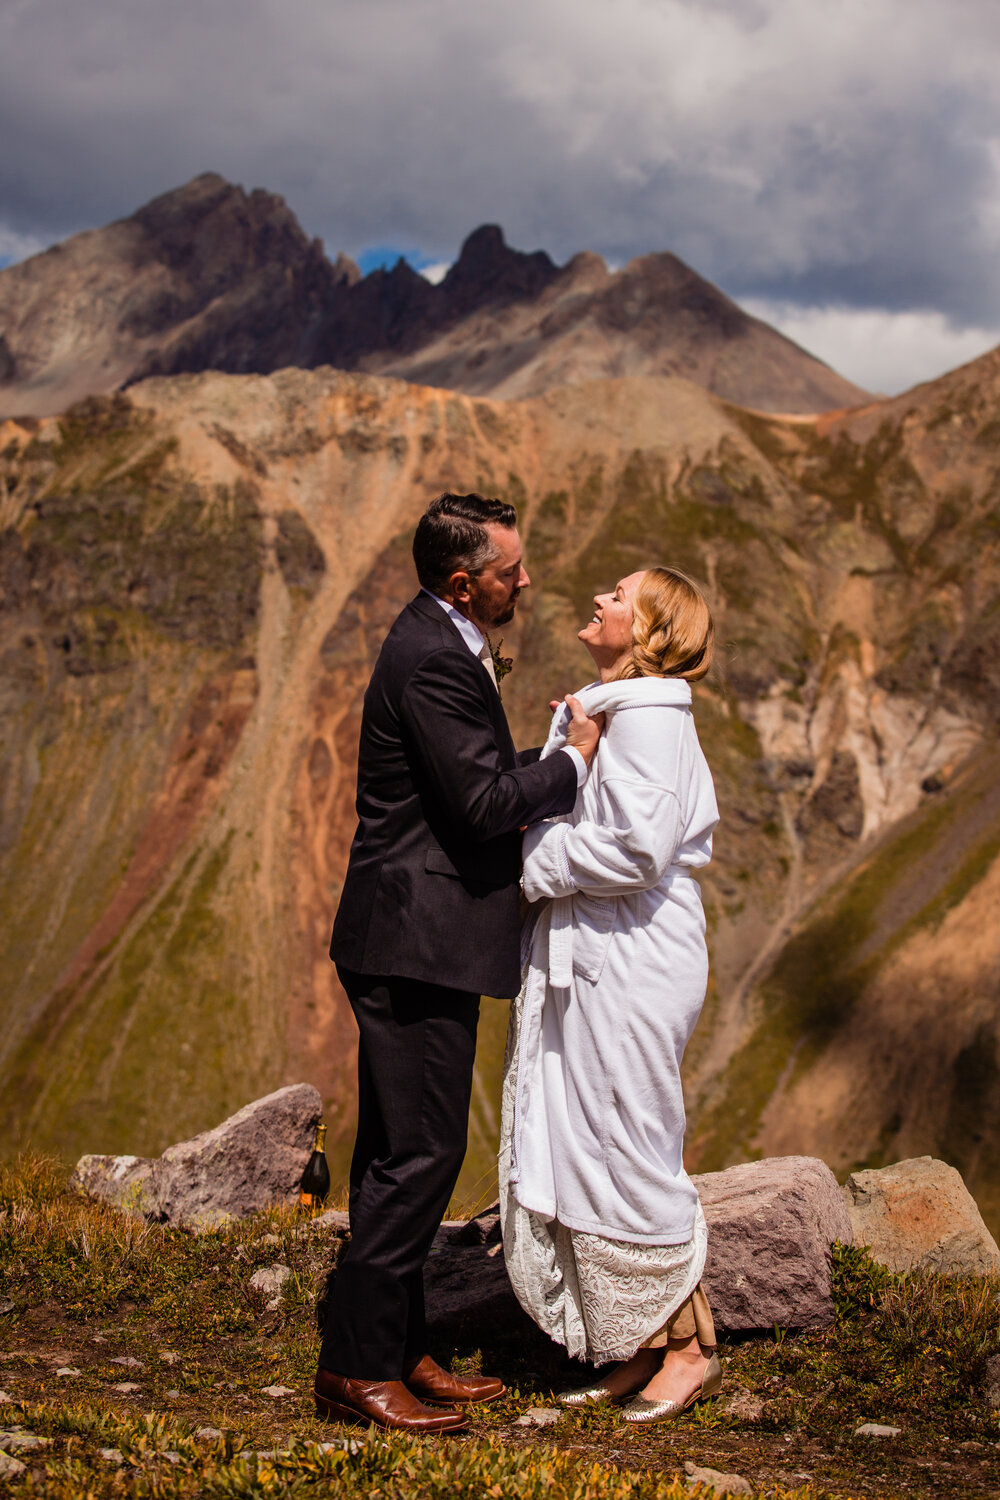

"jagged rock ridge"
[0,173,868,418]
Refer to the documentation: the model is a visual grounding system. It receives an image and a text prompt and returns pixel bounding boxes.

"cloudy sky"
[1,0,997,394]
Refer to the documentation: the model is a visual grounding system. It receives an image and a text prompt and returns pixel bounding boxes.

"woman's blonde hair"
[615,566,714,681]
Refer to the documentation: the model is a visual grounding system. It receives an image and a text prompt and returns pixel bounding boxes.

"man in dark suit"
[314,492,602,1433]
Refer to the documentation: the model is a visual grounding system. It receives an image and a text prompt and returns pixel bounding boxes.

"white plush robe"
[509,675,719,1246]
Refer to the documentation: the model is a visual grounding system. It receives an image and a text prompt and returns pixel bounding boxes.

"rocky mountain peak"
[0,174,870,418]
[560,249,611,289]
[131,172,317,268]
[606,251,748,339]
[120,174,329,345]
[331,252,362,288]
[440,224,560,315]
[130,170,240,228]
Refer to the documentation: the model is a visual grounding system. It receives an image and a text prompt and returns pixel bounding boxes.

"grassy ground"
[2,1157,1000,1498]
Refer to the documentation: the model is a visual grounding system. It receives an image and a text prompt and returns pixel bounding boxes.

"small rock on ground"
[308,1209,350,1234]
[99,1448,124,1465]
[112,1382,142,1394]
[110,1356,144,1369]
[249,1264,291,1299]
[683,1460,752,1495]
[196,1427,224,1440]
[855,1422,901,1437]
[55,1367,80,1378]
[159,1351,180,1365]
[723,1386,766,1422]
[514,1406,562,1427]
[261,1384,296,1397]
[0,1453,26,1479]
[0,1433,49,1451]
[0,1392,12,1403]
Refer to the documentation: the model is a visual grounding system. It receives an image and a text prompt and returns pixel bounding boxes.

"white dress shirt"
[422,589,587,785]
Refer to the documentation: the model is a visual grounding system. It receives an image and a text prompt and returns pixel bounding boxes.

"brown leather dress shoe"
[314,1368,468,1432]
[404,1353,506,1405]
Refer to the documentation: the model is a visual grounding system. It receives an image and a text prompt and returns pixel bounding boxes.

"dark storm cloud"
[1,0,998,334]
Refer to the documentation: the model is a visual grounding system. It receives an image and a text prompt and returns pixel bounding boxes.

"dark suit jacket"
[330,591,578,997]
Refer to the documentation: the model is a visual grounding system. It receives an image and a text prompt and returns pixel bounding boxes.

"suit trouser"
[318,966,480,1380]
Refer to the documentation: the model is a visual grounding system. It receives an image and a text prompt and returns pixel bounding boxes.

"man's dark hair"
[412,492,517,594]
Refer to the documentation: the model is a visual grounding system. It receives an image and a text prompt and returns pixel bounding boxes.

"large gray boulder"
[842,1157,1000,1274]
[71,1084,322,1227]
[693,1156,853,1331]
[419,1157,853,1345]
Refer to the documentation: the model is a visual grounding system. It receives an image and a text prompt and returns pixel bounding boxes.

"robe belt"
[546,867,697,989]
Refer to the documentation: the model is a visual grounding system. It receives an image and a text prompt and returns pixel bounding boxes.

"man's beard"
[474,586,520,628]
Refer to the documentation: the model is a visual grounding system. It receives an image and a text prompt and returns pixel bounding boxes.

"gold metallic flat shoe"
[620,1353,723,1425]
[556,1366,655,1407]
[555,1382,622,1408]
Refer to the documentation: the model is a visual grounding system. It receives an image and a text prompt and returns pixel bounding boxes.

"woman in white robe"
[500,565,722,1423]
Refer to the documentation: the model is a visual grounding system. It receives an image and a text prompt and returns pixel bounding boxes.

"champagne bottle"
[299,1122,330,1208]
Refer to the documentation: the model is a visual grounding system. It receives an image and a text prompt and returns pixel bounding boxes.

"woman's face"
[578,570,645,669]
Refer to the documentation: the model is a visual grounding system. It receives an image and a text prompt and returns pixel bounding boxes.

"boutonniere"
[488,636,514,689]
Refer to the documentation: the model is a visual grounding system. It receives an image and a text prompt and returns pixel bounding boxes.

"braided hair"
[614,566,714,682]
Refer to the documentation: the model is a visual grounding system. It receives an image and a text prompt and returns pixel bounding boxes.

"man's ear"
[450,569,472,604]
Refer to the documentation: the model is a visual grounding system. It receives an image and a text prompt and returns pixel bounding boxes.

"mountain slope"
[358,234,869,412]
[0,175,868,421]
[2,348,999,1216]
[0,175,346,419]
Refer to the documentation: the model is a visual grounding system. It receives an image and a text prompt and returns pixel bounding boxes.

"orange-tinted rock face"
[3,350,1000,1221]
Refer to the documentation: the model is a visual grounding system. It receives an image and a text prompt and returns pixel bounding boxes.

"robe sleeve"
[522,776,684,899]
